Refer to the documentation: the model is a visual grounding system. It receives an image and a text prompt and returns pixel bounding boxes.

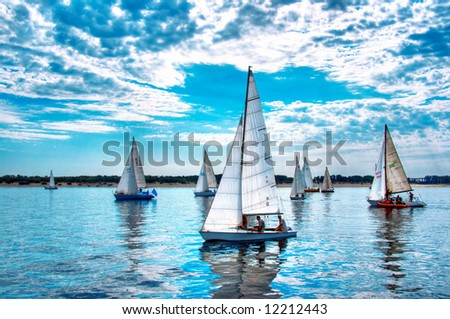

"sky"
[0,0,449,178]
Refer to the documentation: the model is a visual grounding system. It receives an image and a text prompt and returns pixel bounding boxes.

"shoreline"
[1,182,448,188]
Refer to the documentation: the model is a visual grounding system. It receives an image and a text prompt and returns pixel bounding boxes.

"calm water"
[0,186,448,299]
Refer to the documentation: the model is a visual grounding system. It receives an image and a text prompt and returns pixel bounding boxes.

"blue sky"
[0,0,449,178]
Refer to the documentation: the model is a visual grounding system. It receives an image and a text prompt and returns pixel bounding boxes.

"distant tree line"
[408,175,450,184]
[315,175,374,184]
[1,174,449,185]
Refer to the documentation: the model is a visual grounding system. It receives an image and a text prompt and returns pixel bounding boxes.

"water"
[0,186,448,299]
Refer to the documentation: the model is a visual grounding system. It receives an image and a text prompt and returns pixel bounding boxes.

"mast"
[241,67,279,216]
[241,66,252,167]
[384,125,388,199]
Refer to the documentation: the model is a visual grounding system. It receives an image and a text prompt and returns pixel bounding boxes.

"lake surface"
[0,186,448,299]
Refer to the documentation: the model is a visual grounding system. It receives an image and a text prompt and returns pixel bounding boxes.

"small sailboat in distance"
[303,157,320,192]
[114,137,156,201]
[321,167,334,193]
[290,155,306,200]
[200,67,296,242]
[368,125,425,208]
[44,170,58,189]
[194,150,218,197]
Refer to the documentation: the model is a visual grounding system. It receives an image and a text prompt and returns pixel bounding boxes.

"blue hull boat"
[194,190,216,197]
[114,192,154,201]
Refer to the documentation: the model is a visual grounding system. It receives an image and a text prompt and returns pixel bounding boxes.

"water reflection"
[195,196,214,219]
[371,208,417,293]
[289,198,308,224]
[116,201,150,251]
[200,241,286,298]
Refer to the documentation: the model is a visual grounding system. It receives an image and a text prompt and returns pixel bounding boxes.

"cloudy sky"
[0,0,449,178]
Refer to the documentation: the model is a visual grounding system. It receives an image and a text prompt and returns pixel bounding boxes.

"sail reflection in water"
[200,241,287,298]
[116,201,150,251]
[371,209,422,294]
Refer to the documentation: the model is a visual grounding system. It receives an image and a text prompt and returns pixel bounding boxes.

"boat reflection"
[371,208,419,293]
[195,195,214,219]
[116,201,150,251]
[200,241,286,298]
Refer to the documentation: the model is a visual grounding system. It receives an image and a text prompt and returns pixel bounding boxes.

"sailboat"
[367,125,425,208]
[303,157,320,192]
[114,137,156,200]
[290,155,306,200]
[321,167,334,193]
[44,170,58,189]
[199,67,296,242]
[194,150,218,197]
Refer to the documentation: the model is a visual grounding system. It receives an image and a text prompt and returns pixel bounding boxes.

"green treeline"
[1,174,449,185]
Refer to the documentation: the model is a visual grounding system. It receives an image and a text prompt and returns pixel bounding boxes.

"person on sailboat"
[409,192,414,202]
[239,216,248,230]
[275,215,287,232]
[253,216,265,233]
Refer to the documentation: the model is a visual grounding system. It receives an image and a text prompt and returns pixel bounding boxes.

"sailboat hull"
[44,186,58,190]
[114,192,154,200]
[194,190,216,197]
[200,230,297,242]
[290,195,305,200]
[321,189,334,193]
[368,198,426,208]
[305,188,320,193]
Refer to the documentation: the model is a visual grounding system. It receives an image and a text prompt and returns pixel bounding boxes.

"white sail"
[202,118,243,230]
[303,157,314,188]
[241,69,279,216]
[116,145,138,195]
[368,140,386,201]
[385,125,412,195]
[290,155,305,197]
[195,161,209,192]
[129,138,146,188]
[49,170,55,188]
[322,167,333,190]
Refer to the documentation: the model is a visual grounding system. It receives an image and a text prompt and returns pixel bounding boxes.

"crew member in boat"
[275,215,287,232]
[239,215,248,230]
[253,216,265,233]
[409,192,414,202]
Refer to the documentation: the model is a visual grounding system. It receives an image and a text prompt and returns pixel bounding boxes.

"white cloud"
[0,129,70,140]
[41,120,116,133]
[0,107,27,124]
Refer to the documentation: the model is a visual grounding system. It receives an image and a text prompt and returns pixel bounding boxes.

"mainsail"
[290,155,306,197]
[116,139,140,195]
[195,151,218,192]
[49,170,55,188]
[241,69,279,216]
[384,125,412,195]
[322,167,333,190]
[303,157,314,188]
[130,138,146,188]
[202,118,243,230]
